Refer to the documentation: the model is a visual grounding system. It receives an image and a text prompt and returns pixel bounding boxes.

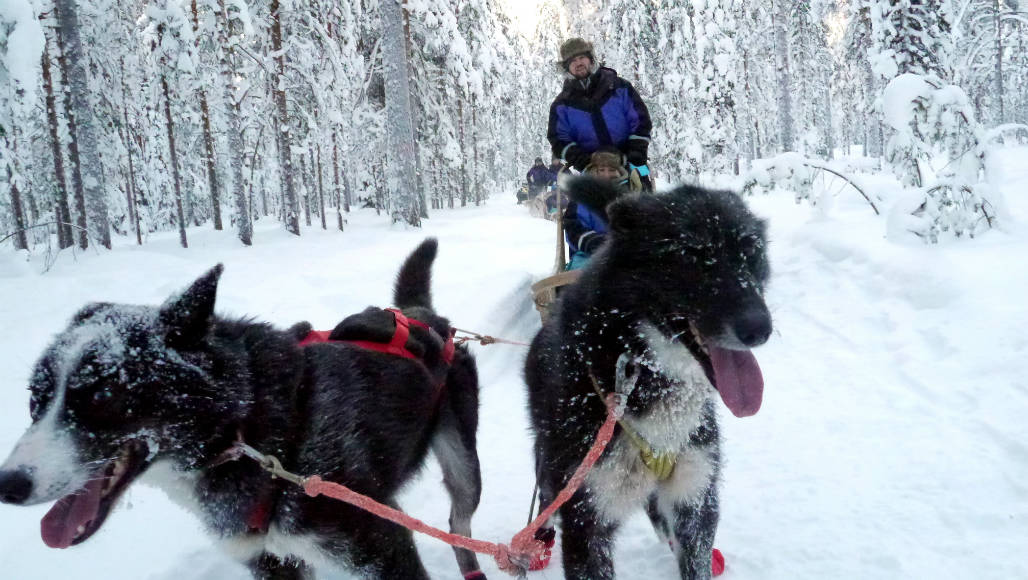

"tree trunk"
[55,3,89,249]
[221,0,251,245]
[199,93,222,229]
[332,133,344,231]
[5,166,29,250]
[773,0,794,153]
[162,74,188,249]
[381,0,420,226]
[271,0,300,235]
[300,153,312,227]
[192,0,223,231]
[316,144,326,230]
[864,60,883,158]
[41,44,73,249]
[118,57,142,246]
[822,72,835,160]
[472,96,480,206]
[458,98,469,207]
[56,0,110,249]
[993,0,1004,123]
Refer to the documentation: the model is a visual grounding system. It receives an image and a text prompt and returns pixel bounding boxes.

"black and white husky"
[524,178,772,579]
[0,238,487,580]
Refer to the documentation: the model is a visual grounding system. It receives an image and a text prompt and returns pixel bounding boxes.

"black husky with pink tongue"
[524,177,772,580]
[0,238,488,580]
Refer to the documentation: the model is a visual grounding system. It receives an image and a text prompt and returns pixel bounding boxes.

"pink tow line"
[302,392,623,575]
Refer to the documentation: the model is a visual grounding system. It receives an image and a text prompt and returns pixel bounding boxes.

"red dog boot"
[528,527,556,571]
[711,548,725,576]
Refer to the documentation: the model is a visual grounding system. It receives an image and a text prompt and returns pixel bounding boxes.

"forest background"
[2,0,1026,253]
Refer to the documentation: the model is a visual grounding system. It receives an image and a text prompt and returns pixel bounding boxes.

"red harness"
[246,309,455,534]
[298,308,456,366]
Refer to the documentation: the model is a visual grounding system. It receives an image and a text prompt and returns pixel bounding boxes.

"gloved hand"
[564,144,591,171]
[625,137,649,167]
[629,164,653,192]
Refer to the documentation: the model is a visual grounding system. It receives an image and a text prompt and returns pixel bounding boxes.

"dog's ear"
[159,264,223,349]
[71,302,112,325]
[608,194,663,236]
[565,176,619,219]
[288,321,313,341]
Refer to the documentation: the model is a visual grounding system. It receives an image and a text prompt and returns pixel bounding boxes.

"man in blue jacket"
[547,38,653,189]
[526,157,551,195]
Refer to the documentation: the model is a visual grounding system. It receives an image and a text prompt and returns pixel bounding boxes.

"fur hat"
[585,150,628,180]
[558,38,594,69]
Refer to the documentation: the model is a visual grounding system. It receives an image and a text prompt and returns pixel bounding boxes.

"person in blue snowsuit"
[547,37,653,188]
[563,150,633,270]
[548,38,653,270]
[546,158,563,185]
[526,158,551,197]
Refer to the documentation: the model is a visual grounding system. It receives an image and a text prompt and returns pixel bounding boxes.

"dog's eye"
[67,383,132,428]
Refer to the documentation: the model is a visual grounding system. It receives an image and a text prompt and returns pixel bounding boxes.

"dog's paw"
[712,548,725,576]
[528,527,556,571]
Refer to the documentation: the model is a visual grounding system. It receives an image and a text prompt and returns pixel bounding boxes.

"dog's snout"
[734,307,772,348]
[0,469,34,505]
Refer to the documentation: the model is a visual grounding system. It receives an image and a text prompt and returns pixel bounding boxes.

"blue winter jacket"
[526,165,551,185]
[564,201,608,256]
[547,67,652,170]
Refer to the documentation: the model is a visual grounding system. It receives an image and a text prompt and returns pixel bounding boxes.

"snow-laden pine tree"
[654,0,702,181]
[789,0,834,158]
[840,0,884,158]
[872,0,998,241]
[0,1,45,250]
[270,0,301,234]
[519,1,564,172]
[190,0,223,231]
[218,0,251,245]
[144,0,196,248]
[57,0,111,249]
[871,0,953,187]
[952,0,1023,126]
[693,0,740,178]
[39,32,74,248]
[381,0,420,226]
[772,0,795,153]
[735,2,776,164]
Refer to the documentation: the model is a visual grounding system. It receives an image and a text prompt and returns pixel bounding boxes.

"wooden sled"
[531,185,581,322]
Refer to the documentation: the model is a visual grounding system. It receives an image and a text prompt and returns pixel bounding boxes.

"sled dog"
[524,177,772,579]
[0,238,487,580]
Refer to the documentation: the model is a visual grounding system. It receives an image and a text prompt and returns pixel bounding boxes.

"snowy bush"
[881,73,999,242]
[742,152,880,216]
[742,152,814,203]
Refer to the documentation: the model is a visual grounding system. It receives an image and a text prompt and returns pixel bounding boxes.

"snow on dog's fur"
[524,177,772,579]
[0,238,487,580]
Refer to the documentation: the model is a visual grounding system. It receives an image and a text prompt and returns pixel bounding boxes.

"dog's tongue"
[708,345,764,417]
[41,478,104,549]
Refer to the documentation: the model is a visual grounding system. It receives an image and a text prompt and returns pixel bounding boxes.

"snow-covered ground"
[1,148,1027,579]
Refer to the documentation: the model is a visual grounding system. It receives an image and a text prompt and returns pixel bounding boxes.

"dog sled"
[526,185,561,221]
[530,185,581,322]
[516,182,532,204]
